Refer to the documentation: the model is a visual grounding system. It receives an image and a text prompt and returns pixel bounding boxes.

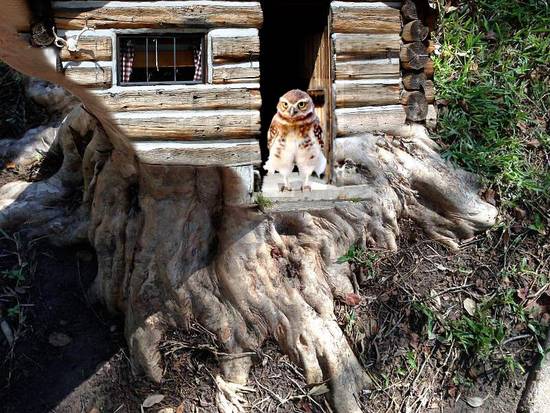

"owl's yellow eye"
[298,101,308,110]
[281,101,289,110]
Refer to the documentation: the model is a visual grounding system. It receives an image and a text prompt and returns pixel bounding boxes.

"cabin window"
[117,34,205,85]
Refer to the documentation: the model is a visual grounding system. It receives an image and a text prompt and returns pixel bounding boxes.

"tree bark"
[0,21,498,413]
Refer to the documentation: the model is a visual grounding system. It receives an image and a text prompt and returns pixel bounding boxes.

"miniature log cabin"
[15,0,437,202]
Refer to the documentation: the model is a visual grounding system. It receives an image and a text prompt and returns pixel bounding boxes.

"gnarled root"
[0,107,498,412]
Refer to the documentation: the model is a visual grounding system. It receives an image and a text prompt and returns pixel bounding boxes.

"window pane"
[176,36,203,82]
[120,37,146,83]
[147,37,176,83]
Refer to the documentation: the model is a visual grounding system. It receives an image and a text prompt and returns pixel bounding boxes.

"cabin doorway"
[259,0,333,183]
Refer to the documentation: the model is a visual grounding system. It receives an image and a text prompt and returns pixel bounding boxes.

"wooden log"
[401,20,429,42]
[211,62,260,84]
[401,0,419,21]
[333,33,401,61]
[132,139,262,167]
[402,72,427,90]
[94,85,262,112]
[335,58,400,80]
[210,29,260,64]
[424,59,435,78]
[402,91,428,122]
[53,1,263,29]
[113,110,261,140]
[423,80,435,103]
[331,2,401,34]
[335,105,407,136]
[63,65,112,88]
[335,80,400,108]
[400,42,430,70]
[60,36,112,61]
[426,104,438,129]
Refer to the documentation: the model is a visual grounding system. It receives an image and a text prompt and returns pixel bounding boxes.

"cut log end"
[403,91,429,121]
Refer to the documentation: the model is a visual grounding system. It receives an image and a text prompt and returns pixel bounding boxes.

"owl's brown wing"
[313,118,324,150]
[267,118,281,150]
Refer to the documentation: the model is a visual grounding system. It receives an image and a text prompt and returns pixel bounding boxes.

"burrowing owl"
[264,89,327,192]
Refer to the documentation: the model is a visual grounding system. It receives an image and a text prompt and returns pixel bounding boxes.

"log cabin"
[13,0,437,203]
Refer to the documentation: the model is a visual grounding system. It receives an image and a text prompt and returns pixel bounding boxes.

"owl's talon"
[279,184,292,192]
[301,185,312,192]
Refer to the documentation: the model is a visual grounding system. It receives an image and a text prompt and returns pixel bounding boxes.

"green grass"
[254,193,273,210]
[434,0,549,207]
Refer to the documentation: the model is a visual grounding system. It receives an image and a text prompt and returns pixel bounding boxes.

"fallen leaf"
[308,384,330,396]
[485,31,497,41]
[527,138,541,148]
[6,162,17,170]
[175,404,184,413]
[142,394,165,408]
[464,395,488,408]
[345,293,361,307]
[482,189,496,205]
[48,332,72,347]
[463,298,477,316]
[157,409,175,413]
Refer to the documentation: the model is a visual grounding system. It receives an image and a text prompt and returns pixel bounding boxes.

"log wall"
[52,1,263,154]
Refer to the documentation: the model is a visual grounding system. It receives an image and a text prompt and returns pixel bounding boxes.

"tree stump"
[0,22,499,413]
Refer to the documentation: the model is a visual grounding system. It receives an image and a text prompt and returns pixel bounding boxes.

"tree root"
[0,105,499,411]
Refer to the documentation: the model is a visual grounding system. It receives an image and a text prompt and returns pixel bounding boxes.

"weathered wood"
[113,110,261,140]
[400,42,430,70]
[212,62,260,84]
[210,29,260,64]
[401,0,418,21]
[424,59,435,78]
[94,85,262,112]
[402,91,428,121]
[401,20,429,42]
[60,36,112,61]
[63,65,112,88]
[423,80,435,103]
[335,58,400,80]
[333,33,401,61]
[133,140,261,167]
[426,104,437,129]
[53,1,263,29]
[335,105,407,135]
[402,72,427,90]
[335,80,400,107]
[331,2,401,34]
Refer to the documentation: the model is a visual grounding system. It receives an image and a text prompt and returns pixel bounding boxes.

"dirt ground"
[1,164,548,413]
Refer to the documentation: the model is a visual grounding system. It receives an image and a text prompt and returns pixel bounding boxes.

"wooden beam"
[331,2,401,34]
[132,139,261,167]
[94,84,262,112]
[63,65,112,88]
[333,33,401,61]
[400,42,430,70]
[212,62,260,84]
[335,80,400,107]
[335,105,407,136]
[210,29,260,64]
[335,58,400,80]
[60,36,112,61]
[53,1,263,29]
[113,110,261,140]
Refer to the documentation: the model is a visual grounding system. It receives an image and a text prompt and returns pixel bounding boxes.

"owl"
[264,89,327,192]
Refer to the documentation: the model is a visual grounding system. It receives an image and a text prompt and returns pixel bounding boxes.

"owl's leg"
[281,174,292,192]
[301,173,312,192]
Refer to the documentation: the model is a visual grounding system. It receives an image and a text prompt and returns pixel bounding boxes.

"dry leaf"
[175,403,184,413]
[6,162,17,170]
[464,395,488,408]
[308,384,330,396]
[142,394,165,408]
[345,293,361,306]
[463,298,477,316]
[48,332,72,347]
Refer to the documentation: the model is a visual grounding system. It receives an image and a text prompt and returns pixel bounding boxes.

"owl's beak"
[289,106,297,116]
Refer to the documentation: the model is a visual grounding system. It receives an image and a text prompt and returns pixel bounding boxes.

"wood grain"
[331,2,401,34]
[210,29,260,64]
[63,65,112,88]
[60,36,112,61]
[335,80,400,107]
[333,33,401,61]
[211,62,260,84]
[335,58,400,80]
[94,85,261,112]
[335,105,407,136]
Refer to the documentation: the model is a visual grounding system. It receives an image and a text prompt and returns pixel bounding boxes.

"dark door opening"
[259,0,333,181]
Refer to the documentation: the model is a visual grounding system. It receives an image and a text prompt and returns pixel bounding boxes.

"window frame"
[116,32,207,87]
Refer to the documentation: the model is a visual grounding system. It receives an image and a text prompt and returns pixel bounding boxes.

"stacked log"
[400,0,437,124]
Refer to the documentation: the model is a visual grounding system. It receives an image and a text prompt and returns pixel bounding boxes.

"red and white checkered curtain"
[193,42,203,82]
[121,40,135,83]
